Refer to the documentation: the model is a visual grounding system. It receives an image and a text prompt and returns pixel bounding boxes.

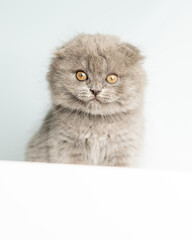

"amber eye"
[76,71,88,81]
[106,74,118,84]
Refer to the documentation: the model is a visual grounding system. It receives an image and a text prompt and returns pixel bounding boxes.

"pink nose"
[90,89,100,96]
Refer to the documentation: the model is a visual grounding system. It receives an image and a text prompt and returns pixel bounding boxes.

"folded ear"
[53,46,66,58]
[118,42,144,64]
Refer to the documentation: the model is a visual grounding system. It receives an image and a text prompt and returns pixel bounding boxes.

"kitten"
[26,33,146,166]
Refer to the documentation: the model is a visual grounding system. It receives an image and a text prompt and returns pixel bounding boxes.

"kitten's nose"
[90,89,100,96]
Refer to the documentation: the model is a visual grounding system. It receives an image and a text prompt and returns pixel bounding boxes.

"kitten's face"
[48,34,146,115]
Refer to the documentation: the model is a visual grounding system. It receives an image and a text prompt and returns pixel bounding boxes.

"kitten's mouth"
[73,93,101,104]
[90,97,101,103]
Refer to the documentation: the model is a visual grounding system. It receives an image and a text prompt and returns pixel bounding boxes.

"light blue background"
[0,0,192,170]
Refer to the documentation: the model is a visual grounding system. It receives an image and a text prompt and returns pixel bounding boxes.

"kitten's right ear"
[49,46,67,71]
[53,45,67,58]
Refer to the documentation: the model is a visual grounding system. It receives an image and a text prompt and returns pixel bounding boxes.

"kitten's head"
[47,34,146,115]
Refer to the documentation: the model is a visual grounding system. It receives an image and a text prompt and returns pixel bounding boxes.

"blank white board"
[0,160,191,240]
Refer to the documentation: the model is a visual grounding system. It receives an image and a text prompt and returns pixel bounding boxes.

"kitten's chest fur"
[77,122,111,165]
[48,108,141,166]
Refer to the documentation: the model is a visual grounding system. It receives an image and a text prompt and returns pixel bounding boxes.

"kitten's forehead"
[87,55,108,75]
[73,34,120,71]
[55,34,142,76]
[68,36,122,74]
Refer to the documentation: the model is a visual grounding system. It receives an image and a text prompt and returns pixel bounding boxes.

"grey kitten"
[26,33,146,166]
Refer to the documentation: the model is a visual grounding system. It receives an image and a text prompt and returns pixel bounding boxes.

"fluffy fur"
[26,33,146,166]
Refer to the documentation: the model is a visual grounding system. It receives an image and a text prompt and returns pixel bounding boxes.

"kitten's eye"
[106,74,118,84]
[76,71,88,81]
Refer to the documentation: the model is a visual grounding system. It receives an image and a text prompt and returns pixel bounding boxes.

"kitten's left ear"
[119,42,144,64]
